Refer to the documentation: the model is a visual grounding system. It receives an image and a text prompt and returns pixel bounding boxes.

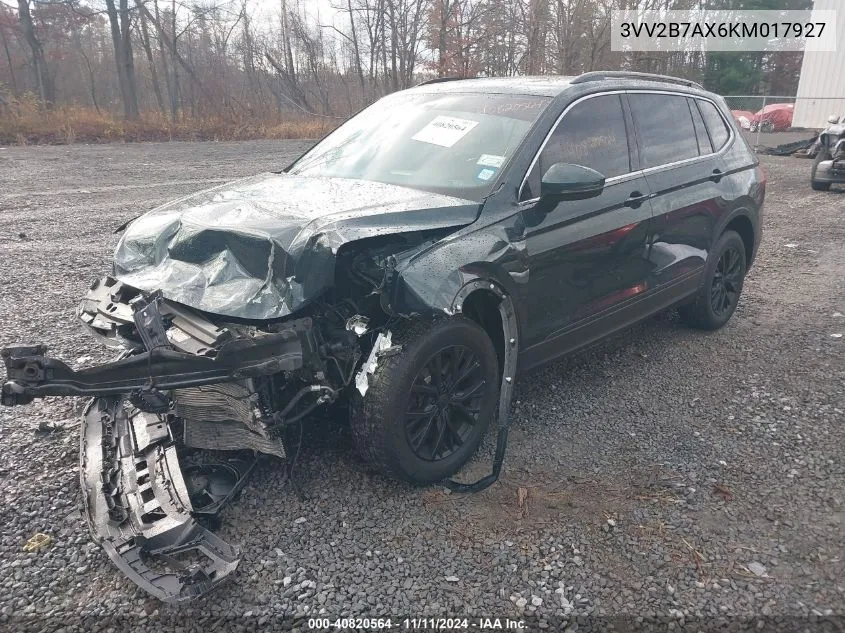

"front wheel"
[679,230,746,330]
[351,317,499,485]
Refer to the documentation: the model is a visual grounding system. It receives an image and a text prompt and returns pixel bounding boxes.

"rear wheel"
[679,230,746,331]
[811,146,832,191]
[351,318,499,485]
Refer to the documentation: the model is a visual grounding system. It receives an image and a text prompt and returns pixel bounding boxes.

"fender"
[712,206,760,269]
[443,279,519,493]
[388,217,530,327]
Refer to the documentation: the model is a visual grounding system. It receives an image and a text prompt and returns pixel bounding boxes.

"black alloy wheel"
[678,229,746,331]
[404,345,486,462]
[710,247,742,318]
[350,317,499,485]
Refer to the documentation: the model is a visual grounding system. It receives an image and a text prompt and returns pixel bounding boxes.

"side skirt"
[519,270,702,372]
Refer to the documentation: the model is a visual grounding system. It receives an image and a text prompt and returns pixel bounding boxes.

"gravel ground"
[0,142,843,632]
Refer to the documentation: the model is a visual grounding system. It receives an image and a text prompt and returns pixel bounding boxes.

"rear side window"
[688,98,712,155]
[523,94,630,199]
[629,94,699,168]
[697,99,731,150]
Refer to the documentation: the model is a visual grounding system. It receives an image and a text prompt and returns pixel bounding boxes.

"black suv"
[1,71,764,603]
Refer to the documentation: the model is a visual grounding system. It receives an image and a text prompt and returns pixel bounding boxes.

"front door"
[518,93,655,362]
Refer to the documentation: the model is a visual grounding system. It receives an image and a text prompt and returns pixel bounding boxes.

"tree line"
[0,0,810,125]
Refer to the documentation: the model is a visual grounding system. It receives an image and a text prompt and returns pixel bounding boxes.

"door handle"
[710,168,723,182]
[624,191,648,208]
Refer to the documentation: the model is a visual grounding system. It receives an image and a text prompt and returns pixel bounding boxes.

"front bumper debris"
[81,395,254,603]
[1,318,313,406]
[0,282,328,603]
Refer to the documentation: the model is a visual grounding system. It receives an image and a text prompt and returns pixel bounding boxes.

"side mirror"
[540,163,606,202]
[828,115,840,124]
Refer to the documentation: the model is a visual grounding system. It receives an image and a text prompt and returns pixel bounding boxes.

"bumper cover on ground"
[81,396,241,603]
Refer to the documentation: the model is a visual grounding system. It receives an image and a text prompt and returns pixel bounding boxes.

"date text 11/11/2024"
[306,618,527,630]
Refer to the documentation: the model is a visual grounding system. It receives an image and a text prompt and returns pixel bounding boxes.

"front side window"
[629,94,699,168]
[288,92,550,201]
[522,94,630,200]
[697,99,731,150]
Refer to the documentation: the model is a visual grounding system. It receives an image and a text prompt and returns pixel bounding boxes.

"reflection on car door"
[628,93,732,293]
[518,93,655,368]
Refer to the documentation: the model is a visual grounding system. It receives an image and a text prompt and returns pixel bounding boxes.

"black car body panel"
[388,78,762,368]
[1,73,764,604]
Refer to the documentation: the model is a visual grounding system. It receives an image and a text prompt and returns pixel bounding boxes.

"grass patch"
[0,95,337,145]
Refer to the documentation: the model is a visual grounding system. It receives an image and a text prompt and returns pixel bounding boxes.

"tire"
[351,317,499,485]
[811,146,832,192]
[679,230,746,331]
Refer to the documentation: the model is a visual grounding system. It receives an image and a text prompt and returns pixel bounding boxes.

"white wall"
[793,0,845,128]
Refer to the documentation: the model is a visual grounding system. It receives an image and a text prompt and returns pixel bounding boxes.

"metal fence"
[722,95,845,151]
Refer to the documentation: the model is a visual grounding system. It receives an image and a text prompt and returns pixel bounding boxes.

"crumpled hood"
[114,173,479,319]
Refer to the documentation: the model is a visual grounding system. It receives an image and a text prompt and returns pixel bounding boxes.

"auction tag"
[477,154,506,168]
[412,116,478,147]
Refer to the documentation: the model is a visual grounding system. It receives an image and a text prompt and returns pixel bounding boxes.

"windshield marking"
[477,154,506,168]
[411,115,479,148]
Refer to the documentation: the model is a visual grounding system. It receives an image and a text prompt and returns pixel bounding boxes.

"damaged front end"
[2,275,371,603]
[1,170,514,603]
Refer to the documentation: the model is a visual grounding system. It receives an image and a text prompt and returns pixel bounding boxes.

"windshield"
[288,91,550,201]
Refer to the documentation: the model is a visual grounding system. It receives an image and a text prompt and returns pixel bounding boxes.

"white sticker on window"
[477,154,506,168]
[411,116,479,148]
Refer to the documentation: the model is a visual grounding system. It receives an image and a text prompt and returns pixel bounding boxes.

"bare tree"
[0,8,19,94]
[102,0,139,118]
[138,5,166,115]
[0,0,803,135]
[16,0,54,106]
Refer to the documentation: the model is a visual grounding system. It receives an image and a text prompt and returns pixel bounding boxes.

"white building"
[793,0,845,128]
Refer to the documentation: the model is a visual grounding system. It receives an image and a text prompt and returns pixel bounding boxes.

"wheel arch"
[457,289,506,375]
[451,279,519,388]
[441,279,519,492]
[715,209,758,270]
[722,213,755,269]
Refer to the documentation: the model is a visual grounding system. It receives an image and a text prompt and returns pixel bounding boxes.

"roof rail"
[416,76,469,86]
[572,71,703,89]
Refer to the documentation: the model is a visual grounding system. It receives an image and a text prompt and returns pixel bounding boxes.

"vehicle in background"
[731,109,754,130]
[749,103,795,132]
[811,114,845,191]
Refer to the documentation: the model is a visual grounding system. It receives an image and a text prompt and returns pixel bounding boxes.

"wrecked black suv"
[1,71,764,603]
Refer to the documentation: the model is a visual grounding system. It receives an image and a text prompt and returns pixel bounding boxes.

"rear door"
[518,93,655,360]
[628,92,732,294]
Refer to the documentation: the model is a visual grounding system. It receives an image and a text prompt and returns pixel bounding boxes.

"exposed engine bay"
[0,170,520,604]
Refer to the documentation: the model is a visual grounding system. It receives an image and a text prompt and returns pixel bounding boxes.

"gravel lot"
[1,141,843,632]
